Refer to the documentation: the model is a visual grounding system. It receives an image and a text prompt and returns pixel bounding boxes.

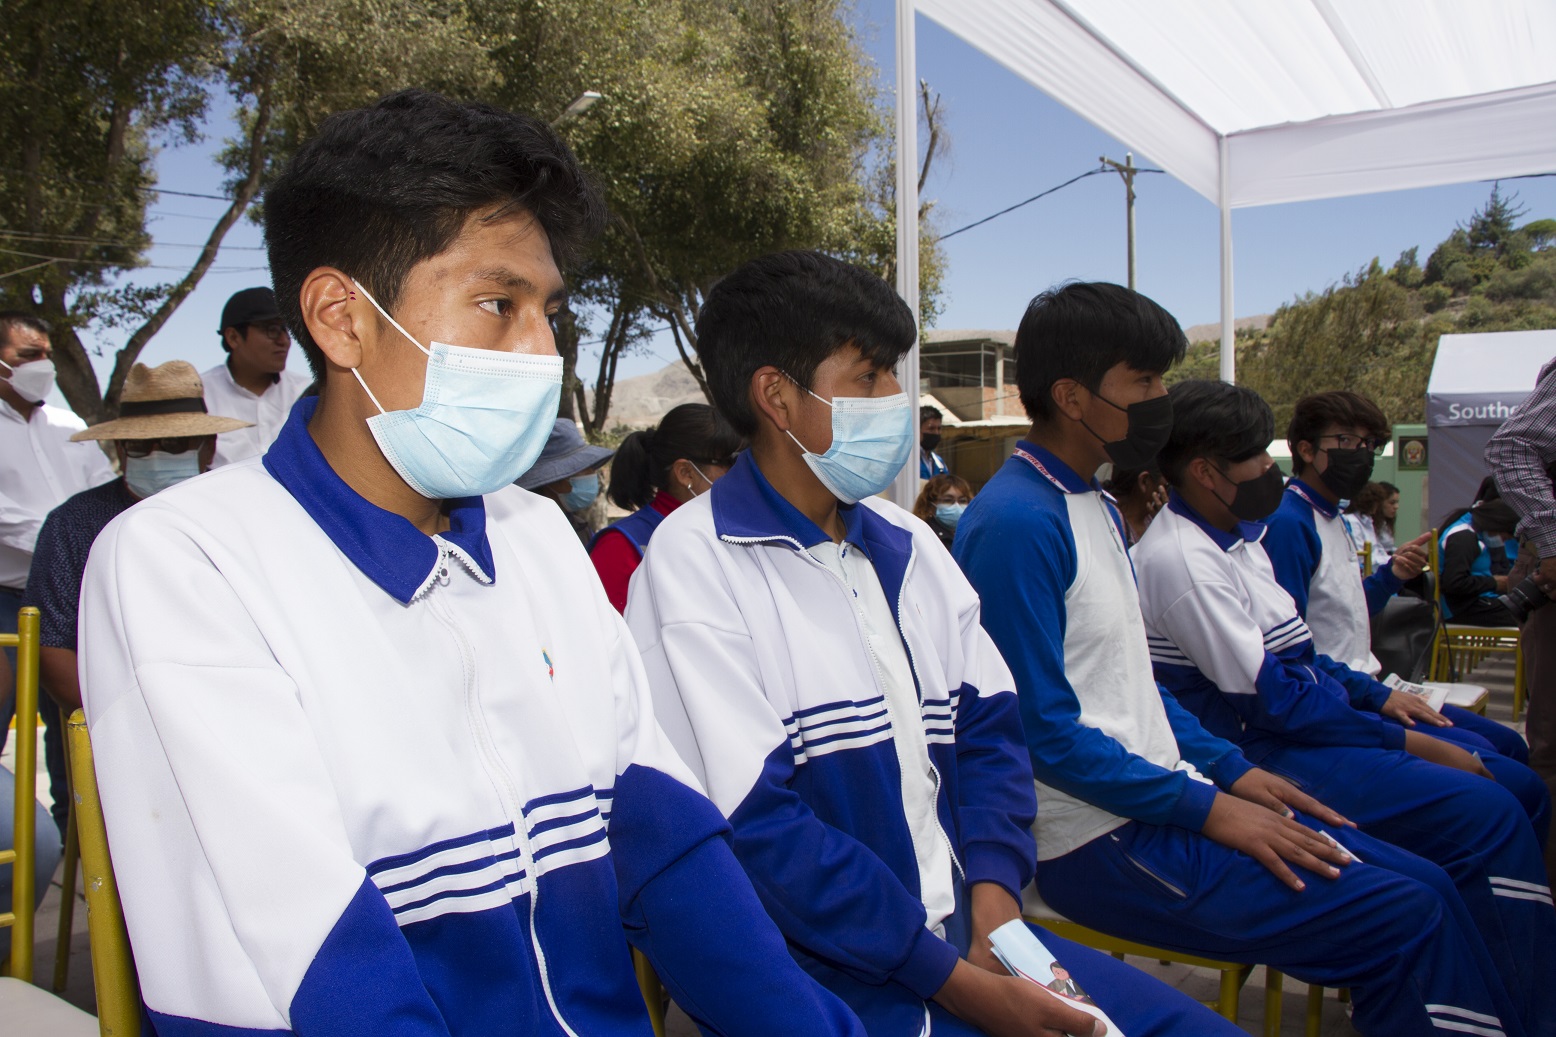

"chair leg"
[52,801,79,993]
[1306,984,1324,1037]
[1264,969,1284,1037]
[632,948,666,1037]
[1216,965,1244,1022]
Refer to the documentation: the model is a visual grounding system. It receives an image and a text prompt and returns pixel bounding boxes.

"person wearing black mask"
[918,404,949,479]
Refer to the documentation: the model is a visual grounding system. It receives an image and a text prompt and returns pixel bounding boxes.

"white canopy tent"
[1426,329,1556,519]
[889,0,1556,508]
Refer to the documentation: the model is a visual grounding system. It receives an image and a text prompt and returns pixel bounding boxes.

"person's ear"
[222,326,245,352]
[751,366,795,432]
[669,458,697,490]
[298,268,367,371]
[1297,440,1317,468]
[1187,456,1219,493]
[113,442,128,469]
[1049,378,1087,422]
[198,436,217,472]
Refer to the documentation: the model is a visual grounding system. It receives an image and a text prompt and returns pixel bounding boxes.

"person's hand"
[1537,556,1556,602]
[1200,792,1351,892]
[1404,730,1495,779]
[1494,575,1510,593]
[933,959,1104,1036]
[1145,484,1169,519]
[968,882,1022,975]
[1387,532,1431,580]
[1380,689,1452,728]
[1228,768,1353,828]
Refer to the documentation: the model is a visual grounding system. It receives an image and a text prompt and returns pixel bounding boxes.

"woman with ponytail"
[589,403,742,612]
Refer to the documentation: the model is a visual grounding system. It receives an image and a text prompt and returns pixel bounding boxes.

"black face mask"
[1318,446,1375,500]
[921,432,941,453]
[1216,461,1287,522]
[1083,390,1174,469]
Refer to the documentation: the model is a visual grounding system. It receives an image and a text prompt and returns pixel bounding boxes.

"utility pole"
[1100,153,1137,290]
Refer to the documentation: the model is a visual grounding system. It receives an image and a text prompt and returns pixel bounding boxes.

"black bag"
[1370,595,1437,682]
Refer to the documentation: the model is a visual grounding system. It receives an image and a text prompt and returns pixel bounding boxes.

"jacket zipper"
[427,586,582,1037]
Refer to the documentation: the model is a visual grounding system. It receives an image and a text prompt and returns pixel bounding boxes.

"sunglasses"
[123,437,209,458]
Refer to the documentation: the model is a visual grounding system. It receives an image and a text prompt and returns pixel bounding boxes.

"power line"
[0,166,236,202]
[0,245,262,274]
[1,229,265,251]
[935,164,1164,243]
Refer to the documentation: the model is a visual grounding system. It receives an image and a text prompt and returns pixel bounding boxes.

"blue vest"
[588,504,667,559]
[1438,513,1496,618]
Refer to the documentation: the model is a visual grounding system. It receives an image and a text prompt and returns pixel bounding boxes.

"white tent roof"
[915,0,1556,208]
[1427,329,1556,403]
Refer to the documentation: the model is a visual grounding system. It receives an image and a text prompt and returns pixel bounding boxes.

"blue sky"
[79,2,1556,392]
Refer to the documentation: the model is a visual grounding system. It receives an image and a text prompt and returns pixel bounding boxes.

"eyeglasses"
[1318,433,1387,455]
[932,495,970,506]
[696,457,738,470]
[245,321,291,342]
[122,437,208,458]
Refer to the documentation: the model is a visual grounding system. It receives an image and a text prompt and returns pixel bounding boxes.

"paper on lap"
[988,919,1127,1037]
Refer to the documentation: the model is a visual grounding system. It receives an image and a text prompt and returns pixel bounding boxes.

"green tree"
[482,0,945,435]
[0,0,493,421]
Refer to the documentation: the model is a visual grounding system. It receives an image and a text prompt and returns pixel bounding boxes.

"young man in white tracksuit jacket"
[76,92,861,1037]
[625,250,1245,1037]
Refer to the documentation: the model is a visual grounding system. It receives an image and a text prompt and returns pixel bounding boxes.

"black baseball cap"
[219,287,282,330]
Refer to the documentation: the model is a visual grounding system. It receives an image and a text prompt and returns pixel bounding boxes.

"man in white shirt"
[202,286,312,467]
[0,311,114,755]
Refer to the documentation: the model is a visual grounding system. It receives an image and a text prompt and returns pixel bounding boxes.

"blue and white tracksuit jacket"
[77,398,860,1037]
[1135,493,1556,1035]
[1263,480,1533,767]
[625,454,1035,1037]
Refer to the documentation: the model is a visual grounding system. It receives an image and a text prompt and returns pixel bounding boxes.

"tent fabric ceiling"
[915,0,1556,208]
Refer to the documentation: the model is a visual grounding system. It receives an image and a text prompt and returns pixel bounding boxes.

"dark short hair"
[1014,282,1186,421]
[0,312,51,349]
[1104,462,1162,505]
[607,403,743,510]
[695,251,916,438]
[265,89,605,379]
[1157,379,1275,486]
[1286,391,1390,475]
[920,404,941,423]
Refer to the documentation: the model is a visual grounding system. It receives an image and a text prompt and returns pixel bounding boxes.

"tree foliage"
[1172,187,1556,429]
[0,0,493,421]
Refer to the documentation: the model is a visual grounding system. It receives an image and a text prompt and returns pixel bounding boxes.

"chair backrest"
[65,709,140,1036]
[2,607,42,981]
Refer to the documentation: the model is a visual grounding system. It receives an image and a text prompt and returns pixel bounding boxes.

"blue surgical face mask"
[560,472,599,512]
[352,280,562,499]
[934,502,966,529]
[784,376,914,504]
[124,450,202,498]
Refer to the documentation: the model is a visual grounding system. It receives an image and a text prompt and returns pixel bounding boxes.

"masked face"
[1317,447,1375,501]
[123,450,203,498]
[1213,460,1286,522]
[351,280,562,500]
[0,356,57,404]
[785,374,914,505]
[1081,388,1174,469]
[560,471,600,513]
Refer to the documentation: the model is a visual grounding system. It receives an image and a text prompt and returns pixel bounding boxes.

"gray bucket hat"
[517,418,615,490]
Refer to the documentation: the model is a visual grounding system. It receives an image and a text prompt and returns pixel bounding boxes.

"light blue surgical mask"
[352,280,562,499]
[124,450,201,498]
[784,376,914,504]
[934,502,966,529]
[560,472,599,512]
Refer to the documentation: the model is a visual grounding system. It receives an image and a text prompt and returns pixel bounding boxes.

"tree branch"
[103,87,273,414]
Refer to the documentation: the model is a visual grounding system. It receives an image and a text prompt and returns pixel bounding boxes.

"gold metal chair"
[0,607,96,1030]
[64,709,140,1036]
[632,947,666,1036]
[1427,531,1526,718]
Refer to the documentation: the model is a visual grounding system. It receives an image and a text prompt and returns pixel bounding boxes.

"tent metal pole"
[1218,135,1235,384]
[890,0,922,510]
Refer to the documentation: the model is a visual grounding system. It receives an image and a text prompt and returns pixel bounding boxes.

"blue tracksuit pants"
[1036,814,1530,1037]
[1415,717,1551,849]
[1257,743,1556,1036]
[924,925,1245,1037]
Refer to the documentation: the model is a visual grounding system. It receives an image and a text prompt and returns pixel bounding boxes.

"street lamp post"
[553,91,603,128]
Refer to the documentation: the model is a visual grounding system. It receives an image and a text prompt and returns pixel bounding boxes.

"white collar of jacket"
[710,451,916,593]
[1165,488,1268,552]
[261,395,495,603]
